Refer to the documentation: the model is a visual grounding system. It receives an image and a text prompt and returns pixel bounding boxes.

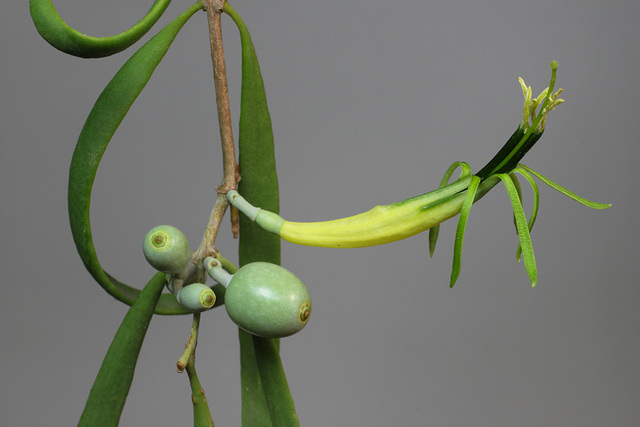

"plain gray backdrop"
[3,0,639,425]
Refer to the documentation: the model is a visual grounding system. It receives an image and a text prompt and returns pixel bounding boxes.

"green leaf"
[429,161,471,257]
[67,3,202,314]
[510,168,540,262]
[30,0,174,58]
[224,4,299,426]
[252,335,300,426]
[239,329,273,427]
[78,272,166,426]
[496,174,538,287]
[517,164,612,209]
[224,3,280,267]
[450,175,480,288]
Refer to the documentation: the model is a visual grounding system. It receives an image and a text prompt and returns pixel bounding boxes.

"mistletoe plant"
[30,0,610,425]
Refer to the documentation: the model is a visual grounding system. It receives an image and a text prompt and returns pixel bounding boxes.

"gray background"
[3,0,639,425]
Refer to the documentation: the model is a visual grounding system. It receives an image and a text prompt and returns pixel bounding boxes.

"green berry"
[143,225,190,274]
[177,283,216,313]
[224,262,311,338]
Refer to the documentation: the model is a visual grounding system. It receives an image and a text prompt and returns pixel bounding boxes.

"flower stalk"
[226,62,610,287]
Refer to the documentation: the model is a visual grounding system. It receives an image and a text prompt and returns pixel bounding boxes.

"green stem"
[186,354,215,427]
[177,313,202,373]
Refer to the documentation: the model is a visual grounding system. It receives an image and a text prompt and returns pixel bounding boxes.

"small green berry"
[224,262,311,338]
[143,225,190,274]
[177,283,216,313]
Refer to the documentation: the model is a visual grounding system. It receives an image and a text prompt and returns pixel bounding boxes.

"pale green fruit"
[177,283,216,313]
[225,262,311,338]
[143,225,190,274]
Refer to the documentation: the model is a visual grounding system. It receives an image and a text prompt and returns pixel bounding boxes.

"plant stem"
[206,0,236,187]
[186,353,215,426]
[192,0,238,264]
[177,313,202,373]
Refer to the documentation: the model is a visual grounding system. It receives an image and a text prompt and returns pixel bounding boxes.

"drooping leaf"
[496,174,537,287]
[429,161,471,257]
[68,3,202,314]
[450,175,481,288]
[511,168,540,261]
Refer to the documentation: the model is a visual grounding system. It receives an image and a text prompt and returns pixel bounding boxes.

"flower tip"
[550,60,558,70]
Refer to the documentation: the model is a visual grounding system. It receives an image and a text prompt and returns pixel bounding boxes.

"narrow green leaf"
[496,174,537,287]
[252,336,300,426]
[508,173,523,255]
[510,172,523,203]
[78,272,166,426]
[68,3,202,314]
[239,329,273,427]
[449,175,480,288]
[224,4,299,426]
[517,164,612,209]
[429,161,471,257]
[224,2,280,266]
[511,168,540,261]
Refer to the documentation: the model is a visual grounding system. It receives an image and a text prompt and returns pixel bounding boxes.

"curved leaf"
[68,2,203,314]
[517,164,612,209]
[496,174,537,287]
[510,168,540,262]
[429,161,471,257]
[30,0,173,58]
[449,175,481,288]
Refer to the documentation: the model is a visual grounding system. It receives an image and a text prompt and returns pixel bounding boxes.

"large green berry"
[143,225,190,274]
[224,262,311,338]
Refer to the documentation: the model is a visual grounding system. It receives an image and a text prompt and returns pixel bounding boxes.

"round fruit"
[143,225,190,274]
[177,283,216,313]
[224,262,311,338]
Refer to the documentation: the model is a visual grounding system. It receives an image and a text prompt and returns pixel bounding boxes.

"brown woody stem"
[192,0,238,265]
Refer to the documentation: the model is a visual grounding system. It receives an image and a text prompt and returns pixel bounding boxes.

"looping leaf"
[68,3,202,314]
[30,0,176,58]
